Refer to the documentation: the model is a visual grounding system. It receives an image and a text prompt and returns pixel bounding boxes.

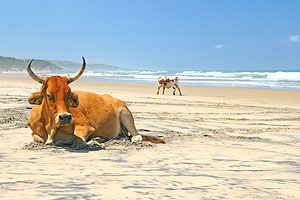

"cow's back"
[70,91,125,139]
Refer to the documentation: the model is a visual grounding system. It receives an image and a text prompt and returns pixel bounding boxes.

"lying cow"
[157,76,182,95]
[27,57,165,148]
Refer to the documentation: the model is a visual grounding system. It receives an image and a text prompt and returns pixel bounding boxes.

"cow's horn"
[27,59,44,84]
[67,57,86,84]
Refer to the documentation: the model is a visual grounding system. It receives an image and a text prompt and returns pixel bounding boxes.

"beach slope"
[0,74,299,199]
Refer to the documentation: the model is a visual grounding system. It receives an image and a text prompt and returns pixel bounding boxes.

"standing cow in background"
[157,76,182,95]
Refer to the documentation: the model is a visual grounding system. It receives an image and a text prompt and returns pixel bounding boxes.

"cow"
[157,76,182,95]
[27,57,165,149]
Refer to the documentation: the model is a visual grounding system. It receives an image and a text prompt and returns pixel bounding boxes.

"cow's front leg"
[32,132,46,143]
[175,84,182,96]
[173,87,176,95]
[162,87,166,95]
[45,128,56,145]
[157,86,161,95]
[72,125,93,149]
[30,122,47,143]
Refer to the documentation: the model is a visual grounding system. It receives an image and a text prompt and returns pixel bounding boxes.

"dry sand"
[0,74,299,200]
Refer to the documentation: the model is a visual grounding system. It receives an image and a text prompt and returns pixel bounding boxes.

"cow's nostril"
[59,115,64,122]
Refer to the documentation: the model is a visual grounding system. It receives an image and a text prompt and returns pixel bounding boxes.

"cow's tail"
[140,134,166,144]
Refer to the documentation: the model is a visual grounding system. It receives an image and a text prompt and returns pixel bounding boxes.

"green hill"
[48,60,124,72]
[0,55,127,73]
[0,56,62,72]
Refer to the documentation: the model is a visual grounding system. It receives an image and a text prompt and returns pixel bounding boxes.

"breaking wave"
[4,69,299,90]
[79,70,300,90]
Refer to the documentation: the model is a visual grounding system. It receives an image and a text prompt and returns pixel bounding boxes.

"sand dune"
[0,74,299,199]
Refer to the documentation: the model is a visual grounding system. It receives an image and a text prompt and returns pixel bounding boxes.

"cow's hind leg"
[120,106,142,142]
[72,125,92,149]
[162,87,166,95]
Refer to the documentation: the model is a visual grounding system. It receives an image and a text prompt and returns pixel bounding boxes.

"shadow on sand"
[22,136,154,153]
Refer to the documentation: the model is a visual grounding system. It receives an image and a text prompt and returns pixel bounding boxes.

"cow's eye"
[47,94,55,101]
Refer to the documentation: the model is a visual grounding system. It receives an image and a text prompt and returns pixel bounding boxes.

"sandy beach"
[0,74,299,200]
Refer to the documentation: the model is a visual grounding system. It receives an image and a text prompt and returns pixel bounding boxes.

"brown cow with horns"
[27,57,165,148]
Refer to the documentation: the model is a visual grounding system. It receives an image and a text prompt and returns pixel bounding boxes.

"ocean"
[80,70,300,90]
[3,69,300,90]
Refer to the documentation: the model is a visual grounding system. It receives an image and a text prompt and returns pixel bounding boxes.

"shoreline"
[1,73,299,109]
[1,72,300,91]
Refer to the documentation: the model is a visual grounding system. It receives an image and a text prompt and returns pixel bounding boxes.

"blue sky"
[0,0,300,70]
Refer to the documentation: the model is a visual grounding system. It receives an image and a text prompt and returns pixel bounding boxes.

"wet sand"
[0,74,300,199]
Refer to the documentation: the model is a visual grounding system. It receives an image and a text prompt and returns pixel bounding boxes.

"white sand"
[0,74,299,199]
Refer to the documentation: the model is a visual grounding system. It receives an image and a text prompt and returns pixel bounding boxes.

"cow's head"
[27,57,86,127]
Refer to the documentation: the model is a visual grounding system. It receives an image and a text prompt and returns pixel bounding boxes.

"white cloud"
[288,35,300,42]
[214,44,226,49]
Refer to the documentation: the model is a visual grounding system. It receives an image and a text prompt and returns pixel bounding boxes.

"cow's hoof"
[131,135,143,143]
[45,138,54,145]
[87,139,101,146]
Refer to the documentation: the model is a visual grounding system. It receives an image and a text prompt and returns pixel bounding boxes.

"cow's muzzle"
[57,112,72,125]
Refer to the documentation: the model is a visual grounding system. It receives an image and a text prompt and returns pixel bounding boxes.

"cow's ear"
[69,93,78,107]
[28,92,43,105]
